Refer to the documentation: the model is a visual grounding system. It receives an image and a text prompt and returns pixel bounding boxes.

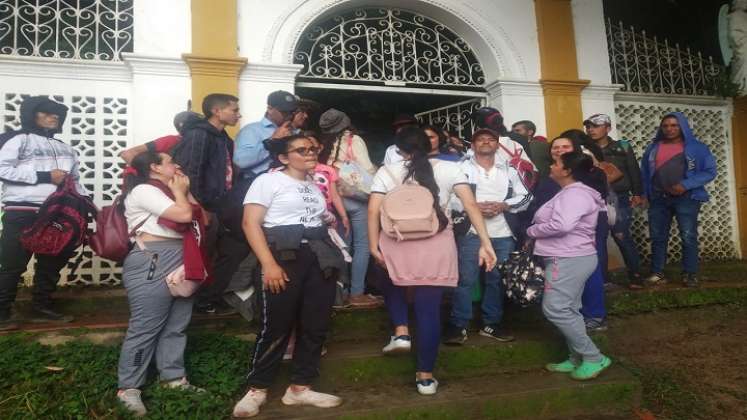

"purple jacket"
[527,182,602,257]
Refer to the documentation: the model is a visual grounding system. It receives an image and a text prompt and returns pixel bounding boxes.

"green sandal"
[570,356,612,380]
[545,359,579,373]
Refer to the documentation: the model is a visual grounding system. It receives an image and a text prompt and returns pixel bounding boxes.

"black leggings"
[247,245,336,388]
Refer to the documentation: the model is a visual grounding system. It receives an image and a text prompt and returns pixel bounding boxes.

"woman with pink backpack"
[367,127,497,395]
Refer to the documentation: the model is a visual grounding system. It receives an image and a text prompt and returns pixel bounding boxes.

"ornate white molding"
[0,55,131,82]
[615,91,731,107]
[485,78,543,98]
[122,53,190,77]
[239,62,304,83]
[582,83,623,100]
[259,0,527,79]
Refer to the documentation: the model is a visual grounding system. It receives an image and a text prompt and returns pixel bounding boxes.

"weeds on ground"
[0,333,252,419]
[625,364,708,420]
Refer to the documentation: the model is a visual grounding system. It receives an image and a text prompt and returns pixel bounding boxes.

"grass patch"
[0,333,251,419]
[608,287,747,315]
[623,364,707,420]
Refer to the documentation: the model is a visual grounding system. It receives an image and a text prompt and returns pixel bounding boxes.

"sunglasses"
[287,146,320,156]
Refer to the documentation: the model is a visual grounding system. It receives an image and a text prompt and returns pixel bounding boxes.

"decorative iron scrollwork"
[294,8,485,88]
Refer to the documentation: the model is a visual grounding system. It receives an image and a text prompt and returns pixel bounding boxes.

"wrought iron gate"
[414,97,485,142]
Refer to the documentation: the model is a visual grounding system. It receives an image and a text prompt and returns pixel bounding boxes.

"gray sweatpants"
[541,255,603,363]
[118,240,193,389]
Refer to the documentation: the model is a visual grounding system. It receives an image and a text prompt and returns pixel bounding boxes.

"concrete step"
[255,365,638,419]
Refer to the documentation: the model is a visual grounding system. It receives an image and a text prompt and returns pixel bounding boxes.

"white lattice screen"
[614,99,738,263]
[1,93,129,286]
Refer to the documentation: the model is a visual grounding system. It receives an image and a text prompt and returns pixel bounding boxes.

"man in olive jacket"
[584,113,644,289]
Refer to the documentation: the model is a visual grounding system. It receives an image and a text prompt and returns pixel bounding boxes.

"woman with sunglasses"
[232,135,343,418]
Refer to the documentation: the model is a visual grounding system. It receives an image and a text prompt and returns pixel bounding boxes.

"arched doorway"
[292,7,488,162]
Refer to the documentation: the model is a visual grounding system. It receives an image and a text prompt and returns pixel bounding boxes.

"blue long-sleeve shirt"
[233,117,277,172]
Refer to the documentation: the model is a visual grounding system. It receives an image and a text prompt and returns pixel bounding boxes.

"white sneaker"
[117,388,147,417]
[232,388,267,418]
[382,335,411,354]
[163,377,206,392]
[281,387,343,408]
[416,377,439,395]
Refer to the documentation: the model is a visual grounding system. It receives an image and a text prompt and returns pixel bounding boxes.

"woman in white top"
[367,127,497,395]
[117,152,202,417]
[232,134,342,418]
[320,108,379,307]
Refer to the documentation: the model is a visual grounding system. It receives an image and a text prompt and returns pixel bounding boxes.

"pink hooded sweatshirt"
[526,182,603,257]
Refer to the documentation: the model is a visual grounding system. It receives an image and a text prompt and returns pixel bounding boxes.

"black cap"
[267,90,299,113]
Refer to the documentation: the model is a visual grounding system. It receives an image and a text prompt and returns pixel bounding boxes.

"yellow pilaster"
[184,0,246,137]
[732,97,747,257]
[534,0,589,138]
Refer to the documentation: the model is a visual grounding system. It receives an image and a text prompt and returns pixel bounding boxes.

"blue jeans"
[343,198,370,296]
[648,194,702,274]
[379,272,445,372]
[610,192,641,275]
[450,234,515,328]
[581,212,607,320]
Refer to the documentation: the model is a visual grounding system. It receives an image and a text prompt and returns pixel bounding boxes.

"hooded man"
[0,96,88,329]
[641,112,717,288]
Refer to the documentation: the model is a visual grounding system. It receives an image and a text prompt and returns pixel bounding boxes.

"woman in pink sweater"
[527,151,612,381]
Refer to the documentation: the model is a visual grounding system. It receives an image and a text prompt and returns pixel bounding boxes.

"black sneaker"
[30,305,74,323]
[628,273,645,290]
[0,310,19,331]
[442,324,467,345]
[478,324,515,342]
[585,317,608,333]
[645,273,666,286]
[196,302,238,316]
[684,273,699,288]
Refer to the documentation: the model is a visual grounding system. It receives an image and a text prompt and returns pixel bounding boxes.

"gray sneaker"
[585,318,608,333]
[117,389,146,417]
[163,377,206,392]
[645,273,666,285]
[684,273,699,288]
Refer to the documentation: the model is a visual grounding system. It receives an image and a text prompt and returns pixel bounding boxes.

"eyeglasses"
[287,146,320,156]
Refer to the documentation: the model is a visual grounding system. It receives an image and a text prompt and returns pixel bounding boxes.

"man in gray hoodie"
[0,96,87,330]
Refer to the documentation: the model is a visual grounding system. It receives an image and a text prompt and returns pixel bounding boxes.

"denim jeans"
[581,212,607,320]
[449,234,515,328]
[610,192,641,275]
[343,198,370,296]
[648,194,702,274]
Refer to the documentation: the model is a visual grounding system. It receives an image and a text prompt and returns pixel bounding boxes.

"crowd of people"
[0,92,717,417]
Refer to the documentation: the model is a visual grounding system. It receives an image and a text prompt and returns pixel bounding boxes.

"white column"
[126,0,192,145]
[123,55,191,145]
[485,79,547,137]
[238,62,304,124]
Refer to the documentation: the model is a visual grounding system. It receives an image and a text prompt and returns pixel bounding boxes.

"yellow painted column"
[534,0,589,138]
[183,0,246,137]
[732,97,747,257]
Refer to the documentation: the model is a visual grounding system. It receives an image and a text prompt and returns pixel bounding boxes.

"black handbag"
[499,245,545,306]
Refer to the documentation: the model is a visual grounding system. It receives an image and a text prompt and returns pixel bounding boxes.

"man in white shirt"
[443,132,532,344]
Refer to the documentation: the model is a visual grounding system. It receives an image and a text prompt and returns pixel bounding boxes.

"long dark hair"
[122,151,164,202]
[560,151,608,199]
[421,124,447,153]
[265,134,308,169]
[558,129,604,162]
[394,127,449,232]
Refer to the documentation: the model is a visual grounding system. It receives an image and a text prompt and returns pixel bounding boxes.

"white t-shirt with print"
[370,159,468,207]
[244,170,326,228]
[124,184,183,239]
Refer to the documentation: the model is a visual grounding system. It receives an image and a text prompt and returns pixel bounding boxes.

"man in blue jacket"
[641,112,717,288]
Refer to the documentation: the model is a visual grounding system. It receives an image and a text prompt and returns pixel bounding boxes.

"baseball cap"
[583,114,612,126]
[267,90,299,113]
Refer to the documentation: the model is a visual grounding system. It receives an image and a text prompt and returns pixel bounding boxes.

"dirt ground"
[605,303,747,420]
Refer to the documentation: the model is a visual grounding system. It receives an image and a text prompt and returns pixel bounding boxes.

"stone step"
[255,365,638,419]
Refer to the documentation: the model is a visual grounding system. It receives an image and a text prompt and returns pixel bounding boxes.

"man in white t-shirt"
[443,132,532,345]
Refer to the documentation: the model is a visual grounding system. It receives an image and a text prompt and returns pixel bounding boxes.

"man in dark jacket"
[171,93,241,314]
[640,112,717,288]
[511,119,551,178]
[584,113,645,289]
[0,96,87,329]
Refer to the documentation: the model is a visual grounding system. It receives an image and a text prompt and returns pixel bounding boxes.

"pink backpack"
[380,166,440,241]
